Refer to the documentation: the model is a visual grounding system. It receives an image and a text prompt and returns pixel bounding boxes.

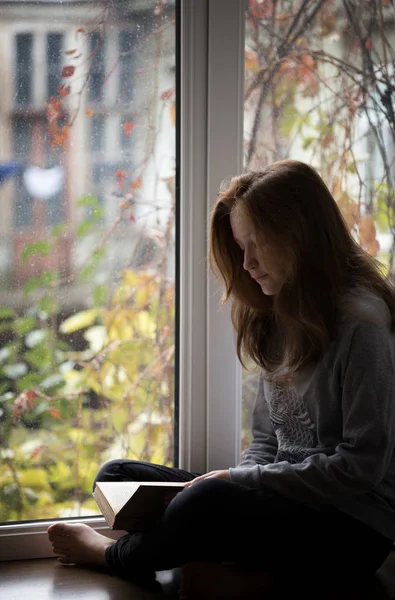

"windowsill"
[0,517,125,561]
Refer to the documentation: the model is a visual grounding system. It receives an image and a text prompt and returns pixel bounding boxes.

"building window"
[119,30,135,105]
[47,33,63,100]
[13,118,33,228]
[88,31,106,103]
[15,33,33,107]
[90,115,106,153]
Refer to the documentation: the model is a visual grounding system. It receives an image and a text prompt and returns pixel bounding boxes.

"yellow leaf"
[20,468,50,491]
[170,102,176,125]
[245,49,258,72]
[135,311,156,338]
[60,308,102,333]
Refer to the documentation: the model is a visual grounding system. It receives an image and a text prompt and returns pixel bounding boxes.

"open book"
[93,481,186,530]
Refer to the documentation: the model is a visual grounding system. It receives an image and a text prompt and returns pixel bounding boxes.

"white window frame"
[0,0,246,561]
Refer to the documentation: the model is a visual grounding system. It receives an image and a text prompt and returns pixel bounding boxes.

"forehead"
[229,206,254,240]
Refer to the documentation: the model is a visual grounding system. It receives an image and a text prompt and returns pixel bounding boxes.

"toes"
[50,537,71,550]
[58,556,75,565]
[47,523,71,540]
[52,542,71,554]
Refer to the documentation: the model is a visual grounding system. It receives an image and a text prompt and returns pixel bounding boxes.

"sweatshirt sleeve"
[230,322,395,506]
[235,372,278,467]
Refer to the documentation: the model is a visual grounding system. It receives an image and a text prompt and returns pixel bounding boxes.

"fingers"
[184,474,208,487]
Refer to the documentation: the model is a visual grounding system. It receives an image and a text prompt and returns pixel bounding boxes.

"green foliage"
[21,241,51,263]
[375,184,395,233]
[0,216,175,521]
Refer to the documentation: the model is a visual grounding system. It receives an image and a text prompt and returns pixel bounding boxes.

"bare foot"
[179,561,273,599]
[47,522,115,566]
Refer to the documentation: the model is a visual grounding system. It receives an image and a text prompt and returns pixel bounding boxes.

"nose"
[243,248,258,271]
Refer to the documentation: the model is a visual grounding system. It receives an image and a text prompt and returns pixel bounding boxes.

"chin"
[259,279,283,296]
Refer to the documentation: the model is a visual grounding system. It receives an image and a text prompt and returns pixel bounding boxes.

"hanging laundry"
[23,165,64,200]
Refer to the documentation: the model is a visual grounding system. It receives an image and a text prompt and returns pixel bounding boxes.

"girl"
[48,160,395,599]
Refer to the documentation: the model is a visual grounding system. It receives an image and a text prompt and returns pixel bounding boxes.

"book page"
[95,481,141,514]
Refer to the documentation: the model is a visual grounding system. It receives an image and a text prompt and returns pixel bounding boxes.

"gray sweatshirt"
[229,288,395,541]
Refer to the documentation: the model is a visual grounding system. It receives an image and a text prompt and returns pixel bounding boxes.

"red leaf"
[66,49,77,56]
[62,65,75,78]
[250,0,273,18]
[30,445,46,459]
[12,389,39,422]
[160,88,173,101]
[49,407,62,419]
[131,176,142,190]
[58,84,71,98]
[115,169,127,189]
[123,122,135,136]
[302,54,315,70]
[85,107,94,117]
[46,96,62,122]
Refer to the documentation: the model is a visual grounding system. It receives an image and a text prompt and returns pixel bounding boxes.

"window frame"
[0,0,246,561]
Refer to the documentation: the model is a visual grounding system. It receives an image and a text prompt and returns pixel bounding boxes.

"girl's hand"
[184,469,231,487]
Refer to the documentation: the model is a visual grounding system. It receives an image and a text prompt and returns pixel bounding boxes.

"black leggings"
[94,459,393,588]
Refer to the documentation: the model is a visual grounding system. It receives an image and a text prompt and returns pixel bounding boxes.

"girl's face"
[230,206,286,296]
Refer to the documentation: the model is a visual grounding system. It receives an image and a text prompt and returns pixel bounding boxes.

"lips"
[254,274,267,281]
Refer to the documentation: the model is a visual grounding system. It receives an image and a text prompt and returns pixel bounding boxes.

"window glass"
[242,0,395,451]
[47,33,63,100]
[0,0,176,523]
[119,31,136,104]
[15,33,33,107]
[88,32,106,104]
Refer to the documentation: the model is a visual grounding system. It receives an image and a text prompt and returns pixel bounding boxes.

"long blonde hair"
[209,160,395,383]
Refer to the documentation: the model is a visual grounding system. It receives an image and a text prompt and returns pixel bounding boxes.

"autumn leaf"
[58,84,71,98]
[250,0,273,19]
[131,176,142,190]
[49,407,62,419]
[30,445,46,459]
[46,96,62,122]
[76,26,85,34]
[62,65,75,78]
[245,49,258,72]
[115,169,127,189]
[85,107,94,117]
[66,49,77,56]
[337,191,360,230]
[161,89,173,101]
[46,95,71,148]
[12,389,39,422]
[123,122,135,136]
[321,131,334,148]
[302,54,315,70]
[170,102,176,125]
[53,124,70,148]
[365,38,372,50]
[359,215,380,255]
